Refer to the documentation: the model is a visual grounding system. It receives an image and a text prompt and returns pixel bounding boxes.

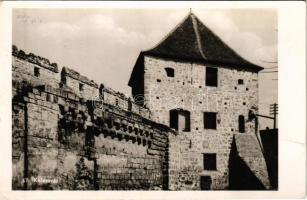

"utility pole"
[270,103,278,129]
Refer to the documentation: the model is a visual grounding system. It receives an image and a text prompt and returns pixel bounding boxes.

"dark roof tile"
[143,13,263,71]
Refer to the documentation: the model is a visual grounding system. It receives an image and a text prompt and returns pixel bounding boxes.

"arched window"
[239,115,245,133]
[170,109,190,132]
[165,68,175,77]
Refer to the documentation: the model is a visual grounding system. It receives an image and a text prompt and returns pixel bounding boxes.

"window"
[206,67,218,87]
[79,83,84,91]
[238,79,244,85]
[115,98,119,106]
[239,115,245,133]
[34,67,40,77]
[203,153,217,170]
[204,112,217,129]
[165,68,174,77]
[170,109,190,132]
[157,79,161,82]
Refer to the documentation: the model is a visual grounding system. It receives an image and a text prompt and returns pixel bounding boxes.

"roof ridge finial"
[189,8,192,15]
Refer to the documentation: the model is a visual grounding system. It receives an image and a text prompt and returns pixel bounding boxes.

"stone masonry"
[142,56,266,190]
[12,46,171,190]
[12,12,272,191]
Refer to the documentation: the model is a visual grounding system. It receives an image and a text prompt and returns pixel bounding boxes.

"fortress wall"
[13,57,60,89]
[12,49,172,190]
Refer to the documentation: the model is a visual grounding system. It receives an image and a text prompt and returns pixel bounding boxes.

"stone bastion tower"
[129,12,271,190]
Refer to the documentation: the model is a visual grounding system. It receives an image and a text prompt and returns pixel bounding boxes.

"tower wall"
[143,55,265,190]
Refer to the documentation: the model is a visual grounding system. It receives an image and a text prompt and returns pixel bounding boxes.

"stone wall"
[61,67,99,100]
[12,46,150,117]
[103,87,151,119]
[232,134,270,189]
[142,55,268,190]
[12,48,172,190]
[228,134,271,190]
[13,57,60,89]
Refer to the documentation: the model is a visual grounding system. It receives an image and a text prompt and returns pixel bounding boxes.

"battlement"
[12,45,59,73]
[12,45,151,119]
[62,67,98,88]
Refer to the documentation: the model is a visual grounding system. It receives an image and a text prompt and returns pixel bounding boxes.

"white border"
[0,1,306,199]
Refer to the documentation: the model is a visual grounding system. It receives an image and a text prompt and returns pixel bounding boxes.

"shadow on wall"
[228,137,265,190]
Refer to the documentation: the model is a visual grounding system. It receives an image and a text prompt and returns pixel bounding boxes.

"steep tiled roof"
[144,13,263,71]
[129,13,263,88]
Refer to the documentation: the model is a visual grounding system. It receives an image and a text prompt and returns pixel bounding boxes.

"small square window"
[204,112,217,129]
[238,79,244,85]
[79,83,84,91]
[165,68,174,77]
[34,67,40,77]
[157,79,161,82]
[203,153,217,170]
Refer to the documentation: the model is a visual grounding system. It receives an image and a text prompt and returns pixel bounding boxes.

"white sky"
[13,8,277,129]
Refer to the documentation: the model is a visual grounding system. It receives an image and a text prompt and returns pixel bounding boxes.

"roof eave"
[142,52,264,73]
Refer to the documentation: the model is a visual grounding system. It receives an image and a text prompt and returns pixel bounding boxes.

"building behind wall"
[129,12,271,190]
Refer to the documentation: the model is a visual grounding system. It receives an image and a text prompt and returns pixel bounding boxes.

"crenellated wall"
[12,45,151,118]
[12,46,172,190]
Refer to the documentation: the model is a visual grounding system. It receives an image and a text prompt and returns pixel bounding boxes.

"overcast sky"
[13,8,277,129]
